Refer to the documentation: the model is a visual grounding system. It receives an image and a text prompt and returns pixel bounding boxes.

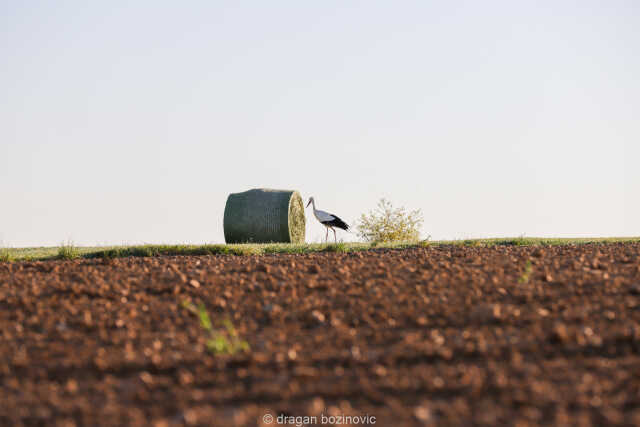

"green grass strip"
[1,237,639,262]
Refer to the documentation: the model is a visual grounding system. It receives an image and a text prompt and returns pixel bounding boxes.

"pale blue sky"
[2,1,638,246]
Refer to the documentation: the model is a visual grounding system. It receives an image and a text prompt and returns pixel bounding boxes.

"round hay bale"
[223,188,306,244]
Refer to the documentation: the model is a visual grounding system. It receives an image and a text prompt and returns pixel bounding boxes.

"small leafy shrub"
[356,198,423,243]
[57,242,80,260]
[181,300,249,355]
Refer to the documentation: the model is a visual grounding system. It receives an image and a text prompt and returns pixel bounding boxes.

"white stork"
[306,197,349,243]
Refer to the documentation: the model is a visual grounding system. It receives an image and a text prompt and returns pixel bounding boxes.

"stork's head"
[306,197,314,208]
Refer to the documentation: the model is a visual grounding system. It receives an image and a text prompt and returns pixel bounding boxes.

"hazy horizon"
[2,1,638,247]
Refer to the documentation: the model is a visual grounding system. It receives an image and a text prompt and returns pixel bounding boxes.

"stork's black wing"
[321,214,349,230]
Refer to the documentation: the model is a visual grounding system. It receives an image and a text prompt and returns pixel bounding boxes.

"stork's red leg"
[333,228,337,243]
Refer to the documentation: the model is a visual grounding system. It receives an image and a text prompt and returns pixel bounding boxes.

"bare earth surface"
[1,244,640,426]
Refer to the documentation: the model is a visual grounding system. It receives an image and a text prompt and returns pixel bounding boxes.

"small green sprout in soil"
[181,300,249,355]
[0,249,15,263]
[418,235,432,248]
[518,260,533,284]
[324,243,347,253]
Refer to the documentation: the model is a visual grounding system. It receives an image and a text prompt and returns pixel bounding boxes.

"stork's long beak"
[306,200,311,208]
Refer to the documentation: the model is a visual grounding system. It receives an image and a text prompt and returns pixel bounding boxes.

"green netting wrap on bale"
[223,188,306,244]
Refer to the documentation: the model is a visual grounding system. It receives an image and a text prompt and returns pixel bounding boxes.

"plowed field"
[1,244,640,426]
